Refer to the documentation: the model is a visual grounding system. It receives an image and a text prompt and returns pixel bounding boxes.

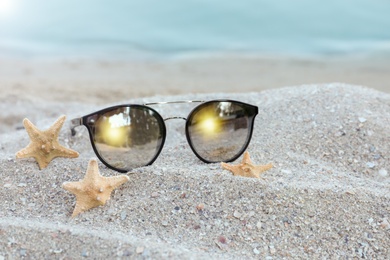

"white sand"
[0,83,389,259]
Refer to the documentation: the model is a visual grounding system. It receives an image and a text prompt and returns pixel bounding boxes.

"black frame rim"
[185,99,258,163]
[81,104,167,173]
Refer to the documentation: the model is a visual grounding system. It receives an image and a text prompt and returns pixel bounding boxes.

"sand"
[0,74,389,259]
[1,53,390,106]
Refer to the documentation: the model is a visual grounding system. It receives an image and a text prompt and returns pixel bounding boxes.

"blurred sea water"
[0,0,390,58]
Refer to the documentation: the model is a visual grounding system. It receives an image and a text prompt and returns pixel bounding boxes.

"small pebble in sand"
[380,218,390,230]
[378,168,388,177]
[81,249,88,257]
[233,210,242,219]
[334,130,346,137]
[358,117,367,123]
[366,162,376,169]
[136,247,144,254]
[196,203,205,211]
[253,248,260,255]
[151,192,159,198]
[218,236,227,244]
[269,245,276,255]
[19,249,26,257]
[215,236,229,250]
[256,222,262,230]
[52,249,63,254]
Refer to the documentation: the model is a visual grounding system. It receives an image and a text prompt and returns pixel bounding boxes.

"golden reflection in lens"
[105,126,128,146]
[195,111,221,138]
[201,118,217,133]
[97,117,130,147]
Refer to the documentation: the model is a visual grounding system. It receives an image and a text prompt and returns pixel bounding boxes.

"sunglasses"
[70,100,258,172]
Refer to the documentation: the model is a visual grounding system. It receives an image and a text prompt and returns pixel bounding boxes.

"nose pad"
[163,116,187,121]
[162,117,187,146]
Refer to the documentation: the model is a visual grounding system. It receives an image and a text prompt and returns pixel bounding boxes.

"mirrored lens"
[87,106,165,171]
[187,101,256,162]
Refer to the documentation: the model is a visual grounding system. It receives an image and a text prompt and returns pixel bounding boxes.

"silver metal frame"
[144,100,204,106]
[70,100,205,135]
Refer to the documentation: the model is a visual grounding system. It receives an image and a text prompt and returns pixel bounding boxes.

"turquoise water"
[0,0,390,57]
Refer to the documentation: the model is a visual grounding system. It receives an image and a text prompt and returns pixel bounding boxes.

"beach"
[1,54,390,106]
[0,54,389,258]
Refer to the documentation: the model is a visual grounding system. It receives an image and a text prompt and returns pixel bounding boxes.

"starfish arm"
[106,175,130,190]
[16,146,51,169]
[242,151,252,164]
[83,159,101,181]
[71,197,103,217]
[16,145,35,159]
[221,162,233,171]
[221,162,242,176]
[23,118,43,141]
[92,175,129,205]
[49,115,67,137]
[35,155,51,169]
[256,163,273,174]
[50,144,79,159]
[62,181,84,194]
[71,201,86,217]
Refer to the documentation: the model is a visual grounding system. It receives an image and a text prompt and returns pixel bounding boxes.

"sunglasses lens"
[187,101,257,162]
[87,106,165,171]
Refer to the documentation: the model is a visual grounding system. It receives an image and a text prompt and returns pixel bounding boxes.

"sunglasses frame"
[185,100,258,164]
[72,105,167,172]
[71,99,258,172]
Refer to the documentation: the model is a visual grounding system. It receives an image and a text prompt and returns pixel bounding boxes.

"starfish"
[62,159,130,217]
[221,151,273,178]
[16,115,79,169]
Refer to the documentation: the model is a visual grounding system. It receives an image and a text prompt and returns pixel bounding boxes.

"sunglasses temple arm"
[70,118,82,136]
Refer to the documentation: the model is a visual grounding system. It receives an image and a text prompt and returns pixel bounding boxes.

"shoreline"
[0,53,389,105]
